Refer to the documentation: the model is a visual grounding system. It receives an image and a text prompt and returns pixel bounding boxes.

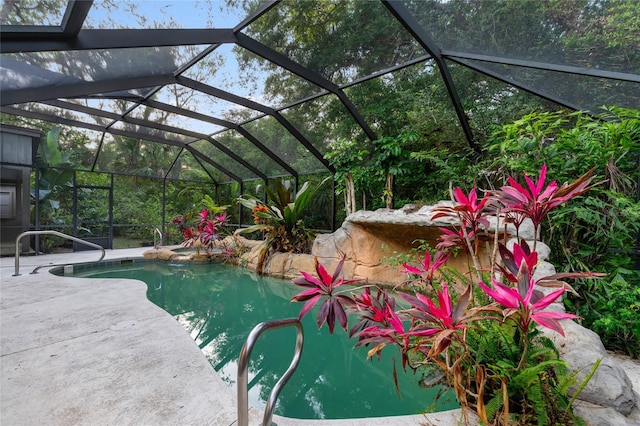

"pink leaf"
[298,294,322,320]
[530,288,567,311]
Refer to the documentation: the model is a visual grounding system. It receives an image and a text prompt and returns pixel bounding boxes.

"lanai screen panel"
[0,1,67,26]
[6,103,106,169]
[182,44,322,108]
[10,101,99,127]
[84,0,246,29]
[194,156,234,185]
[344,60,468,144]
[127,104,223,137]
[447,63,567,138]
[456,59,640,114]
[2,0,639,187]
[281,94,369,156]
[402,0,640,115]
[110,121,193,145]
[165,149,226,183]
[155,84,264,125]
[212,128,290,178]
[95,133,183,178]
[2,45,208,91]
[404,0,639,74]
[64,98,135,116]
[246,0,427,86]
[240,116,326,174]
[190,138,260,181]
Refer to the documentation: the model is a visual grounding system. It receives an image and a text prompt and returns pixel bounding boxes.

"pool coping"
[1,249,470,425]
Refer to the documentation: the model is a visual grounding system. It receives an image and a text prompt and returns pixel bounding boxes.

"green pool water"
[71,261,457,419]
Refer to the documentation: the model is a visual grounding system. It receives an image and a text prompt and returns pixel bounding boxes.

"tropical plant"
[291,165,602,424]
[236,177,329,272]
[487,107,640,357]
[31,127,75,251]
[493,164,595,251]
[291,256,360,334]
[179,208,230,256]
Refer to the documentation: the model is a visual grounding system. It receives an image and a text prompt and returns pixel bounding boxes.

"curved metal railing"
[153,228,163,249]
[237,318,304,426]
[14,230,106,276]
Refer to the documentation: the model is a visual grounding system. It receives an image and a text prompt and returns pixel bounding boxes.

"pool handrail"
[14,230,106,276]
[153,228,163,249]
[237,318,304,426]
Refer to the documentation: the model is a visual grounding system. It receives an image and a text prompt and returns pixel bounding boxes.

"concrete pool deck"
[1,248,467,425]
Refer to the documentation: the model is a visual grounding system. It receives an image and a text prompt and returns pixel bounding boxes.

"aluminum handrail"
[14,230,106,276]
[237,318,304,426]
[153,228,163,249]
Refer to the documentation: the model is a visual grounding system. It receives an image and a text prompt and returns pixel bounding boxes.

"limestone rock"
[189,253,211,262]
[157,248,177,261]
[544,320,637,416]
[573,398,640,426]
[171,254,192,263]
[532,260,557,283]
[142,249,158,259]
[312,207,492,286]
[486,215,537,241]
[240,241,264,273]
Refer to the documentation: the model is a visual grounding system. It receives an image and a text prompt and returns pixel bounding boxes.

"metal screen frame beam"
[1,29,236,52]
[184,145,242,183]
[446,57,588,114]
[382,0,479,152]
[1,74,176,106]
[233,0,279,33]
[235,32,377,141]
[0,0,92,39]
[177,76,319,174]
[1,105,242,183]
[269,112,334,173]
[1,105,184,147]
[229,128,298,178]
[60,0,94,36]
[442,51,640,83]
[144,97,330,175]
[141,98,237,129]
[42,99,268,180]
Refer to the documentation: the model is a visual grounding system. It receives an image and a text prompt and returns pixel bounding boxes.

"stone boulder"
[311,204,535,286]
[238,238,317,280]
[543,318,639,421]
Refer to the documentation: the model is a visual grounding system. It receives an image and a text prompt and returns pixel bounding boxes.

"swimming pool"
[67,260,457,419]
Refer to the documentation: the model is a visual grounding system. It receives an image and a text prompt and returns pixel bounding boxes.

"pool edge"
[1,249,471,425]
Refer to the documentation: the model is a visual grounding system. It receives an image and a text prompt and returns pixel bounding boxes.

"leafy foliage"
[486,107,640,356]
[180,209,230,256]
[236,177,329,272]
[291,166,599,425]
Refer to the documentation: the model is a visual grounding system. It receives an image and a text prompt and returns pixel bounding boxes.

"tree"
[325,138,369,216]
[372,134,413,209]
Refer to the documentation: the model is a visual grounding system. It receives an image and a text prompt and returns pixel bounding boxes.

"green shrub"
[485,107,640,357]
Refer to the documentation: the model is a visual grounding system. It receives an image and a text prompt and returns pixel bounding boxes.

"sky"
[85,0,246,29]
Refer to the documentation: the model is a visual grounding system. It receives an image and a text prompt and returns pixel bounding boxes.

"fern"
[534,334,560,358]
[512,360,566,388]
[484,391,504,421]
[526,377,548,426]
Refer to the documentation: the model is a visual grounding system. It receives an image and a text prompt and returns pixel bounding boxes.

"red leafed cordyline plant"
[291,165,603,425]
[493,164,596,251]
[181,209,230,255]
